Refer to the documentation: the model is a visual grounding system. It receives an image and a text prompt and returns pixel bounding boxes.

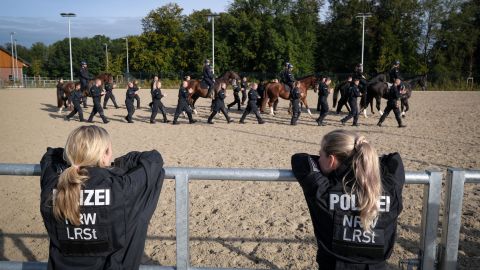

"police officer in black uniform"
[340,78,362,126]
[79,61,92,108]
[203,59,215,98]
[208,83,233,124]
[290,81,302,125]
[353,63,367,92]
[284,63,295,90]
[103,80,119,109]
[239,83,265,124]
[279,62,289,84]
[150,81,169,124]
[173,80,196,125]
[87,79,109,124]
[227,79,242,111]
[377,78,407,128]
[64,83,84,122]
[389,60,401,83]
[132,80,141,109]
[291,129,405,270]
[240,77,248,105]
[316,77,332,126]
[125,82,136,123]
[40,125,165,270]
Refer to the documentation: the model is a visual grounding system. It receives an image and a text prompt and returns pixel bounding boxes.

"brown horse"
[83,73,114,98]
[187,71,241,114]
[56,81,75,112]
[261,75,319,116]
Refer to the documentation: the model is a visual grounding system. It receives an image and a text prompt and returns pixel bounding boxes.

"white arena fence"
[0,163,478,270]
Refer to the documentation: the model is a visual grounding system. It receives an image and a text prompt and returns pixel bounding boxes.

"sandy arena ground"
[0,88,479,269]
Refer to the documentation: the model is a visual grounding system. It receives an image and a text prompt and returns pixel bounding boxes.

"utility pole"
[206,14,220,74]
[10,32,15,85]
[60,13,76,81]
[14,39,19,86]
[123,37,129,79]
[356,13,372,68]
[104,43,109,72]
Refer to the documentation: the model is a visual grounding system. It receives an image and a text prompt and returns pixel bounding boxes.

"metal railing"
[438,169,480,270]
[0,164,443,270]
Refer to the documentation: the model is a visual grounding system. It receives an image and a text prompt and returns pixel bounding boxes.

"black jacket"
[291,152,404,269]
[126,87,136,100]
[203,65,214,80]
[387,85,401,105]
[89,85,103,103]
[40,147,165,270]
[104,82,113,92]
[71,90,84,103]
[79,67,92,85]
[291,87,301,100]
[319,82,329,97]
[151,88,164,100]
[212,89,226,111]
[178,87,189,101]
[247,89,259,103]
[347,85,361,105]
[389,67,401,83]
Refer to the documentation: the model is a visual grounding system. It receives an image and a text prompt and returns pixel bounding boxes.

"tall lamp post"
[10,32,15,85]
[123,37,129,79]
[60,13,76,81]
[356,13,372,68]
[206,14,220,74]
[104,43,109,72]
[14,39,19,86]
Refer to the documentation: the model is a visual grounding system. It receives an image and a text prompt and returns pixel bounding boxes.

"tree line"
[4,0,479,89]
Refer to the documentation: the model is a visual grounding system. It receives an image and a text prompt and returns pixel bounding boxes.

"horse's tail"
[261,83,270,112]
[332,83,341,108]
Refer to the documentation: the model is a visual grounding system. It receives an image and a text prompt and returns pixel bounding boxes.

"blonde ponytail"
[321,130,382,232]
[53,125,111,226]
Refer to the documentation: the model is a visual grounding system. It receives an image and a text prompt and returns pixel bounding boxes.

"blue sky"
[0,0,231,47]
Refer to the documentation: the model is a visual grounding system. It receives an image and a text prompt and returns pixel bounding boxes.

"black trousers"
[66,101,84,121]
[241,90,247,104]
[103,91,118,108]
[150,100,168,122]
[317,97,329,124]
[227,92,241,110]
[81,83,88,108]
[240,102,263,123]
[378,101,402,126]
[341,102,359,125]
[173,101,194,122]
[126,99,135,122]
[208,106,231,122]
[134,94,141,108]
[88,101,108,123]
[291,99,301,125]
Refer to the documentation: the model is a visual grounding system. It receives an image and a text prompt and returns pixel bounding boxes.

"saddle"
[283,83,292,92]
[200,80,209,89]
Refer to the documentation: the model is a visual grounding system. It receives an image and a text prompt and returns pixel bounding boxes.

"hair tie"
[72,164,80,171]
[354,137,368,151]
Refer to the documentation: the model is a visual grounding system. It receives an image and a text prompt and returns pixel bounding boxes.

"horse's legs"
[268,98,276,115]
[192,97,199,115]
[401,99,409,117]
[273,99,279,112]
[302,98,312,116]
[376,98,383,115]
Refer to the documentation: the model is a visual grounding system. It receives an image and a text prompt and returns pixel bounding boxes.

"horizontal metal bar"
[0,163,431,184]
[0,261,176,270]
[464,170,480,183]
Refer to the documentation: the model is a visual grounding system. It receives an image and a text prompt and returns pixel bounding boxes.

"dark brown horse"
[57,81,75,112]
[187,71,241,114]
[83,73,114,98]
[261,75,319,116]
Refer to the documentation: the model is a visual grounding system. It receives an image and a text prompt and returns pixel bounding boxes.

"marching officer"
[227,79,242,111]
[125,82,137,123]
[64,82,84,122]
[87,79,109,124]
[340,78,362,126]
[240,76,248,105]
[150,81,169,124]
[173,80,196,125]
[203,59,215,98]
[208,82,233,124]
[133,80,141,109]
[291,129,405,269]
[316,77,332,126]
[78,61,92,108]
[103,80,119,109]
[239,83,265,124]
[377,78,407,128]
[290,81,302,125]
[389,60,402,83]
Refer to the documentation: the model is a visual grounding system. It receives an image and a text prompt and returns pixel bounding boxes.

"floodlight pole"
[61,13,76,81]
[14,39,19,85]
[356,13,372,67]
[104,43,109,72]
[206,14,220,74]
[123,37,129,79]
[10,32,15,85]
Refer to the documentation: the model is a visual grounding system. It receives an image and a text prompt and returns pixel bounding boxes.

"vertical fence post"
[175,174,190,270]
[419,170,442,270]
[439,169,465,270]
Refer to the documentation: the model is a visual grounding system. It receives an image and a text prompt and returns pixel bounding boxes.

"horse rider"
[353,63,367,91]
[389,60,402,83]
[377,78,407,128]
[227,79,242,111]
[173,80,197,125]
[208,82,233,124]
[341,78,362,126]
[64,82,84,122]
[279,62,289,84]
[239,83,265,124]
[203,59,215,98]
[316,77,332,126]
[103,80,119,109]
[290,81,302,125]
[150,80,169,124]
[284,63,296,90]
[79,61,93,108]
[87,78,109,124]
